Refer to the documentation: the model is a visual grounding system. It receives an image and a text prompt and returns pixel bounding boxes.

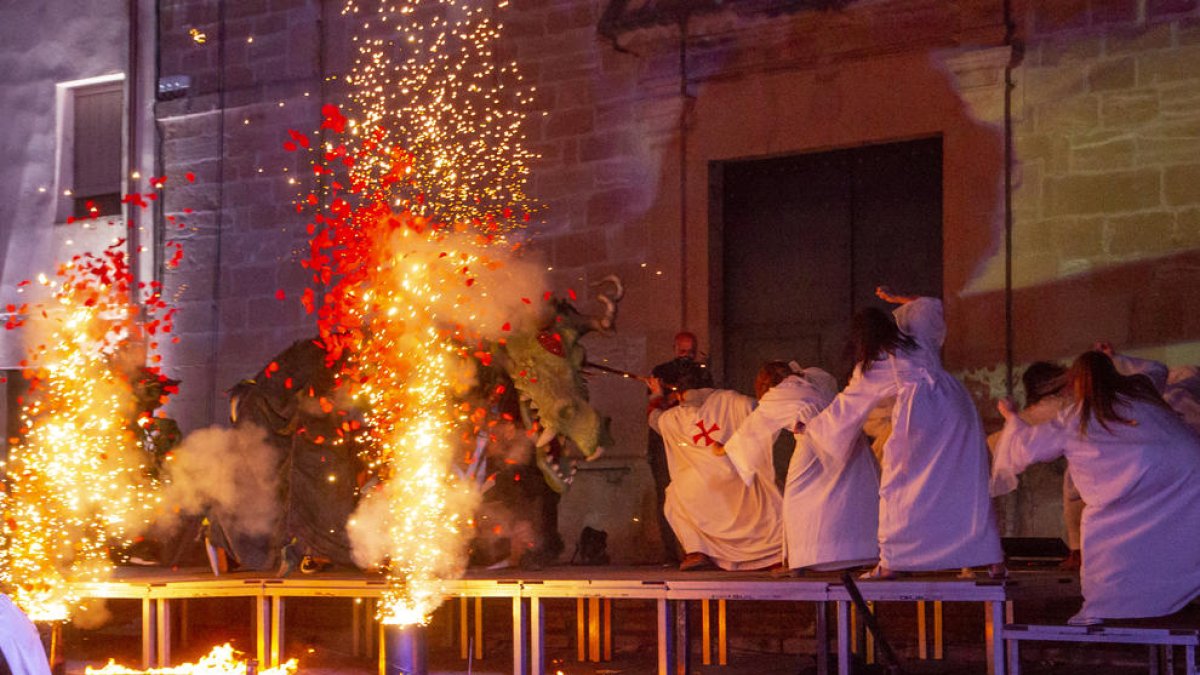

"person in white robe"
[1060,346,1200,568]
[1106,346,1200,435]
[0,593,51,675]
[649,375,783,571]
[723,361,879,573]
[805,289,1004,577]
[985,362,1077,564]
[992,351,1200,625]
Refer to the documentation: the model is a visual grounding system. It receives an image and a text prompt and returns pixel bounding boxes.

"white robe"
[992,399,1200,622]
[806,297,1003,571]
[1167,366,1200,435]
[724,372,880,571]
[1113,354,1200,435]
[651,388,783,570]
[0,594,51,675]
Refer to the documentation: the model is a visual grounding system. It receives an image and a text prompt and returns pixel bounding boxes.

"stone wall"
[140,0,1200,557]
[1004,0,1200,368]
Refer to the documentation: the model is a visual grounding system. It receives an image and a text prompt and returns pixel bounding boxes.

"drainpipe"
[126,0,142,313]
[1003,0,1017,398]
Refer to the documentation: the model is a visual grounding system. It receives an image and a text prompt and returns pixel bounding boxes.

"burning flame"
[86,643,297,675]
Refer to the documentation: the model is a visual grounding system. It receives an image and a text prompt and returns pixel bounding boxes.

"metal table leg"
[657,598,675,675]
[513,596,529,675]
[156,598,171,667]
[142,597,156,668]
[588,597,601,662]
[271,596,284,667]
[985,600,1005,675]
[836,600,851,675]
[256,595,270,667]
[816,601,829,675]
[577,598,586,662]
[530,597,545,675]
[917,600,927,659]
[717,599,727,665]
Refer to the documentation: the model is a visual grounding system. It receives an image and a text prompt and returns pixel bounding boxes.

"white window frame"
[53,73,126,224]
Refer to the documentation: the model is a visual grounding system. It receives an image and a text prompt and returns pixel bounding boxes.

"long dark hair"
[1070,351,1172,434]
[850,307,917,372]
[755,361,793,399]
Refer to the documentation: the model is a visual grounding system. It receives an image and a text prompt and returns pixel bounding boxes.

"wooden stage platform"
[73,566,1086,675]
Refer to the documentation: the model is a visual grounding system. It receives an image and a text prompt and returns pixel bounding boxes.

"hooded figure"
[649,371,783,571]
[725,362,880,572]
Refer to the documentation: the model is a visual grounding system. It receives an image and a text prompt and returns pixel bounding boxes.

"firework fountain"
[288,0,542,667]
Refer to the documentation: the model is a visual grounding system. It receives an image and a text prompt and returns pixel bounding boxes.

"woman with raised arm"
[993,351,1200,625]
[805,287,1004,579]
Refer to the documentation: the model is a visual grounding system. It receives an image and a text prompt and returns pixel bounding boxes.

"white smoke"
[156,425,281,537]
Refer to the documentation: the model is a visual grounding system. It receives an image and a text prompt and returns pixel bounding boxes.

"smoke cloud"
[155,425,281,538]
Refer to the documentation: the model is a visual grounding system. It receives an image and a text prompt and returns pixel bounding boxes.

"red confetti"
[287,129,311,148]
[275,289,286,300]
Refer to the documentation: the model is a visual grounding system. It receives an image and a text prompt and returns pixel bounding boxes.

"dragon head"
[498,275,623,492]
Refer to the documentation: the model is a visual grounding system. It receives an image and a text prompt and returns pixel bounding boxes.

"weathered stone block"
[1045,168,1161,216]
[1136,119,1200,165]
[1031,0,1090,35]
[1148,0,1199,18]
[1070,131,1136,170]
[543,107,594,139]
[1179,17,1200,45]
[1158,80,1200,118]
[1100,90,1160,128]
[1035,95,1100,133]
[1037,34,1104,66]
[1138,47,1200,86]
[1022,64,1089,103]
[586,186,647,228]
[553,229,609,269]
[1176,207,1200,245]
[1106,22,1174,55]
[579,131,640,163]
[1088,57,1136,92]
[1051,216,1106,258]
[1165,163,1200,205]
[1107,210,1177,255]
[1091,0,1141,25]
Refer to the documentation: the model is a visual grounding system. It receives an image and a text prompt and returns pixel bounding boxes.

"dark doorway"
[717,137,943,394]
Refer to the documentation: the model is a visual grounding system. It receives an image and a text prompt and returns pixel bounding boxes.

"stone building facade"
[4,0,1200,562]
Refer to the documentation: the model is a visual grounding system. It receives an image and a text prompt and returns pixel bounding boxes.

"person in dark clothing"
[646,331,713,564]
